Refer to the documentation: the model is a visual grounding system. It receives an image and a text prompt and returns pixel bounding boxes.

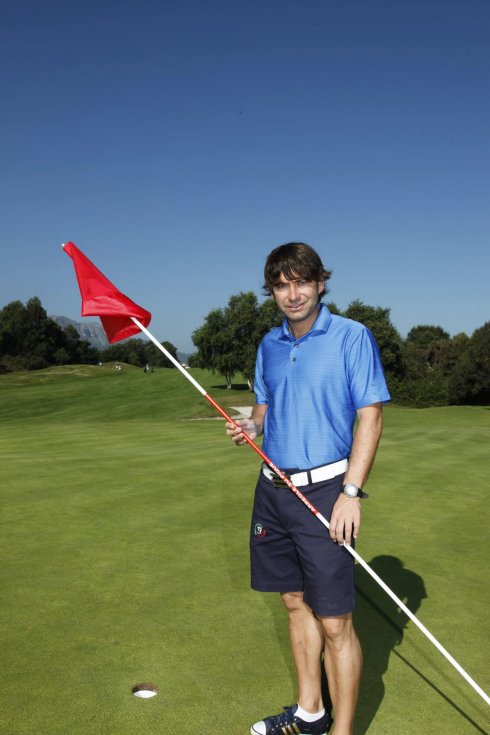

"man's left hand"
[329,494,361,545]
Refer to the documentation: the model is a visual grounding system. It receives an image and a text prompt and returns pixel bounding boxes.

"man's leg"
[281,591,325,713]
[320,613,362,735]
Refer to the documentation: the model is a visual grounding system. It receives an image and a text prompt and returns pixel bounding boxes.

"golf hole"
[132,683,159,699]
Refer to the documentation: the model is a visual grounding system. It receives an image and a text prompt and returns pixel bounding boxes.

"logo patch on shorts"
[254,522,267,537]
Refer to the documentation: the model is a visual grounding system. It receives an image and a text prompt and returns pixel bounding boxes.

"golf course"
[1,364,488,735]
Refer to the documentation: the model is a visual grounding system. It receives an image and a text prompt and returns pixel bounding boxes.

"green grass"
[0,366,488,734]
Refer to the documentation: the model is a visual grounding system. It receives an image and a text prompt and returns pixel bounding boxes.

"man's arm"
[329,402,384,545]
[225,403,268,446]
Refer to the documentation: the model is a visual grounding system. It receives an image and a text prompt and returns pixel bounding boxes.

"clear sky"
[1,0,489,354]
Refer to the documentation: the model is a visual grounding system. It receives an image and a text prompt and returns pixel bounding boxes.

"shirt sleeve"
[346,327,391,409]
[253,342,269,405]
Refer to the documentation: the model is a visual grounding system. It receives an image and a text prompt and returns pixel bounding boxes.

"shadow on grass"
[355,555,488,735]
[354,555,427,733]
[211,383,251,391]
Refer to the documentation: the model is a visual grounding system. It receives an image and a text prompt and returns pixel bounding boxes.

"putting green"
[0,366,488,734]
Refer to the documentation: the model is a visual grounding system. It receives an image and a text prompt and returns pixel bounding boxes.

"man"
[226,243,390,735]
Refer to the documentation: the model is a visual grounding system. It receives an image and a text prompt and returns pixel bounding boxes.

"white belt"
[262,458,348,487]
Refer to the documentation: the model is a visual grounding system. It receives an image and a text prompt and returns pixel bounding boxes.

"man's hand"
[226,404,267,446]
[329,494,361,545]
[328,402,383,545]
[225,417,259,446]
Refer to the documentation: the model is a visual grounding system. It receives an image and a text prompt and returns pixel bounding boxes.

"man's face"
[271,272,325,326]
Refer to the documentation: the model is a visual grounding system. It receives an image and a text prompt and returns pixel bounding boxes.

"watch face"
[344,484,359,497]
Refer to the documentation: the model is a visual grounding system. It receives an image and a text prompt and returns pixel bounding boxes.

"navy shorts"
[250,469,355,617]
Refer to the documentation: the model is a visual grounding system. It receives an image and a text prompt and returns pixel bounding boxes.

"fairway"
[0,366,488,735]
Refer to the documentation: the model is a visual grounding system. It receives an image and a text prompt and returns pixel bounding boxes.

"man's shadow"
[353,555,427,734]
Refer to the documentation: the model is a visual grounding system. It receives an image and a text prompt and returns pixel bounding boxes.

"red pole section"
[204,393,321,518]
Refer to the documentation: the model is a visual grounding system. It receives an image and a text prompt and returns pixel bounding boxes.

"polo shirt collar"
[278,303,333,341]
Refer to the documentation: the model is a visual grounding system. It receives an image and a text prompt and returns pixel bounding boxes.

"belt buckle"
[272,472,290,488]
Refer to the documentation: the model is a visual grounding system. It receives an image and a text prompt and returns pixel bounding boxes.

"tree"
[192,293,283,389]
[226,292,262,388]
[404,324,452,374]
[242,298,283,388]
[0,300,29,369]
[406,325,450,348]
[0,297,98,372]
[192,306,238,388]
[62,324,98,365]
[100,337,179,368]
[389,365,449,408]
[392,326,472,407]
[53,347,71,365]
[449,322,490,405]
[101,338,146,366]
[144,340,179,368]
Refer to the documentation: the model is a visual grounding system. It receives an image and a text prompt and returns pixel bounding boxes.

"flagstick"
[131,317,207,395]
[131,316,490,706]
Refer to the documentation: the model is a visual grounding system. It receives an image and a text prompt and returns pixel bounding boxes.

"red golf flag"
[63,241,151,343]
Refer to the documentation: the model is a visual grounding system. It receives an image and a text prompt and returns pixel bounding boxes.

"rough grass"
[0,366,488,734]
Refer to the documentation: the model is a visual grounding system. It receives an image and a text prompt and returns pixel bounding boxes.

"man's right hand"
[225,418,258,446]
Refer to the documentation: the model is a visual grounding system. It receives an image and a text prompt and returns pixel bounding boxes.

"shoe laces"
[267,705,298,731]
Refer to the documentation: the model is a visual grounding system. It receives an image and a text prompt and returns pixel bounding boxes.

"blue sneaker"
[251,704,332,735]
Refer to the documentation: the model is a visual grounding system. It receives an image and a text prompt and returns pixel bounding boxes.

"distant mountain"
[51,315,194,363]
[51,316,109,349]
[177,352,193,365]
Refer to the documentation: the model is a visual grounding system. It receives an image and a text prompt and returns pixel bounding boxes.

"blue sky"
[1,0,489,353]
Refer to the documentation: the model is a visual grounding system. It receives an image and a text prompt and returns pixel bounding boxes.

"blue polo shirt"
[254,303,390,469]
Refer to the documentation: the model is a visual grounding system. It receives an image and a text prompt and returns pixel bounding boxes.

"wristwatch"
[342,483,369,499]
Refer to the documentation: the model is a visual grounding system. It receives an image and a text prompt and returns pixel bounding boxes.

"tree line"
[0,298,179,372]
[1,295,488,407]
[191,292,489,407]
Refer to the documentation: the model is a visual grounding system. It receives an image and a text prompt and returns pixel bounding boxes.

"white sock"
[295,704,326,722]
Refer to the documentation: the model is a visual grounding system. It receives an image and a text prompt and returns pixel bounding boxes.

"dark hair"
[263,242,332,296]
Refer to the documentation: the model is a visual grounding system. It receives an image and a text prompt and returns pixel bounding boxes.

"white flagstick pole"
[346,544,490,705]
[131,317,489,706]
[304,505,489,706]
[131,317,206,395]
